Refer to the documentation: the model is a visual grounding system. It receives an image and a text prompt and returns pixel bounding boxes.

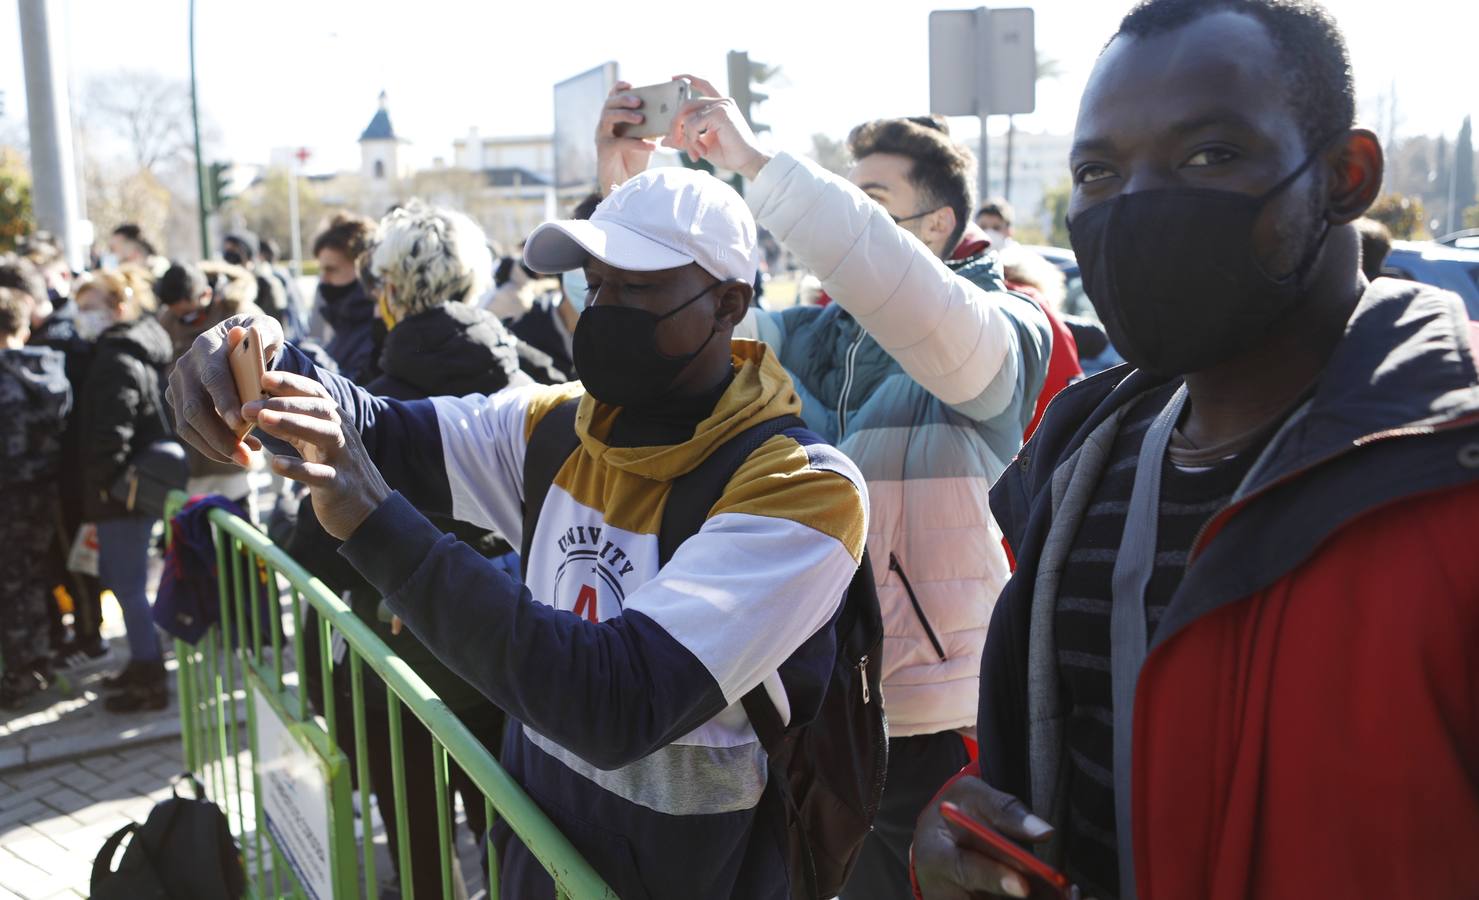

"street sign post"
[929,7,1036,204]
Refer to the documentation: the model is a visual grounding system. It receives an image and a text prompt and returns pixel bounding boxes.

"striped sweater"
[269,338,868,899]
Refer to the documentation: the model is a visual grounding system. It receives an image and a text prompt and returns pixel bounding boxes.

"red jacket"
[944,279,1479,899]
[1004,281,1082,441]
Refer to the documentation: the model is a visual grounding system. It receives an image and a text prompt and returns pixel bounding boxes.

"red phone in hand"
[940,801,1075,899]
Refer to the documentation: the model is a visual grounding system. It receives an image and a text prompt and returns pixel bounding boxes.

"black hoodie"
[0,345,71,489]
[371,301,527,398]
[82,315,175,520]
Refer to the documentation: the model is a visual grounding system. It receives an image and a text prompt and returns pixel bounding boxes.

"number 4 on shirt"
[573,584,599,623]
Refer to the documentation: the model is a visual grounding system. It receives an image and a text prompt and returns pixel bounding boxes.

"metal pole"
[978,116,990,207]
[189,0,210,259]
[1448,146,1459,235]
[18,0,83,271]
[1004,115,1015,203]
[287,157,302,277]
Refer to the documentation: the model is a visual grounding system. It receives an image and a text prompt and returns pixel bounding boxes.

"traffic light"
[206,161,232,212]
[727,51,777,134]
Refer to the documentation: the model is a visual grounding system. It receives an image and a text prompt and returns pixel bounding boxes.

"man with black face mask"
[164,168,869,899]
[910,1,1479,899]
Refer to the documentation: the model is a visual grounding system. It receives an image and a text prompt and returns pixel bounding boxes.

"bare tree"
[82,70,199,173]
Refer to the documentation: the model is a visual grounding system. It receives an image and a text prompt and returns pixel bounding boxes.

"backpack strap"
[658,413,817,899]
[519,397,583,578]
[92,822,139,888]
[656,413,808,566]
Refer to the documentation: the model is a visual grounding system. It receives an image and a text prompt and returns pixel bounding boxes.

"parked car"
[1382,240,1479,319]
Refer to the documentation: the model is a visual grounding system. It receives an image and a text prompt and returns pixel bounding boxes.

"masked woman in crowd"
[310,212,380,383]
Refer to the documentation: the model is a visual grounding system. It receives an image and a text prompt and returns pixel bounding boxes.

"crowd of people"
[4,0,1478,897]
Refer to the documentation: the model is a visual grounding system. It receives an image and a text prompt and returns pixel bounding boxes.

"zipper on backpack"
[858,655,870,704]
[889,552,947,661]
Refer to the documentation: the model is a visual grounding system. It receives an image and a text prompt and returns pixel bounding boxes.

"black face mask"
[223,250,245,266]
[573,280,720,409]
[318,280,358,303]
[1068,146,1331,376]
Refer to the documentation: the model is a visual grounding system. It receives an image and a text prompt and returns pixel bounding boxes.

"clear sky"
[2,0,1476,177]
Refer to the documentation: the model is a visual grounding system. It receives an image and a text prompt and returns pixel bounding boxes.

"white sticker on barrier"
[255,690,334,900]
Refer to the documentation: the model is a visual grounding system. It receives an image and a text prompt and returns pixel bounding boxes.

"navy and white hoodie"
[269,338,868,898]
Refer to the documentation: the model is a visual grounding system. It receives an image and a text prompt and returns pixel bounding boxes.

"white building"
[359,91,411,189]
[980,130,1073,236]
[453,130,555,184]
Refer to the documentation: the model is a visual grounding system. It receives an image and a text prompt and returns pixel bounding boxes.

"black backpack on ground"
[523,399,888,900]
[91,773,245,900]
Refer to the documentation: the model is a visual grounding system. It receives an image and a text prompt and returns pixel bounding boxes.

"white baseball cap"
[523,167,758,283]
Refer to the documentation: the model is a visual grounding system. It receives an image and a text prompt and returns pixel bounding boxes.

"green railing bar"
[175,638,194,770]
[169,496,615,898]
[267,565,285,690]
[349,652,377,895]
[204,608,227,809]
[223,537,245,837]
[434,743,453,900]
[235,547,267,896]
[387,695,415,899]
[245,661,266,893]
[289,586,308,722]
[485,796,499,898]
[317,613,338,748]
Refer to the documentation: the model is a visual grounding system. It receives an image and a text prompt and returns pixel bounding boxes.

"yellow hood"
[572,339,803,482]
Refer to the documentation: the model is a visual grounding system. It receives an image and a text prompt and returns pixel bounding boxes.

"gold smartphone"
[227,325,267,439]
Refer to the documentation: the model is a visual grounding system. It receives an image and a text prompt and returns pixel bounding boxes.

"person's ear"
[1327,128,1384,225]
[927,206,958,250]
[714,279,752,329]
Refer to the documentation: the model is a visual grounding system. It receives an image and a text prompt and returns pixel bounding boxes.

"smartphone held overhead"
[615,80,693,139]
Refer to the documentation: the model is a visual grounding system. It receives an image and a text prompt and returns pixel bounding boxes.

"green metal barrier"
[167,492,616,899]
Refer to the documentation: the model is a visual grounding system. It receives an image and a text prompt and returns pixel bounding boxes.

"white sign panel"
[554,62,619,189]
[255,690,333,900]
[929,7,1037,116]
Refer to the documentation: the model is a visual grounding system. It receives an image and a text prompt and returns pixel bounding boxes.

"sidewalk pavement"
[0,737,195,899]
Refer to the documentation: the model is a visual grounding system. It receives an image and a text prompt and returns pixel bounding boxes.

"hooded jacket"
[0,345,70,489]
[32,300,95,522]
[82,315,175,520]
[976,278,1479,898]
[265,337,867,899]
[737,151,1052,736]
[318,279,380,383]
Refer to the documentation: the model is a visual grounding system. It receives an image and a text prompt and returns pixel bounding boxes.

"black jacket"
[31,299,96,523]
[508,291,575,379]
[81,315,174,520]
[0,346,70,488]
[319,280,381,383]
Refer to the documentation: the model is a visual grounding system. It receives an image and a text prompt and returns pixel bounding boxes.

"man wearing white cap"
[600,77,1054,899]
[164,168,869,897]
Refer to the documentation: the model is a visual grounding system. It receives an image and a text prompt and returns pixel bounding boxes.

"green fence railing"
[167,492,616,900]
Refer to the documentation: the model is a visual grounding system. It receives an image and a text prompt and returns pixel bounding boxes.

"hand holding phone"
[940,802,1075,899]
